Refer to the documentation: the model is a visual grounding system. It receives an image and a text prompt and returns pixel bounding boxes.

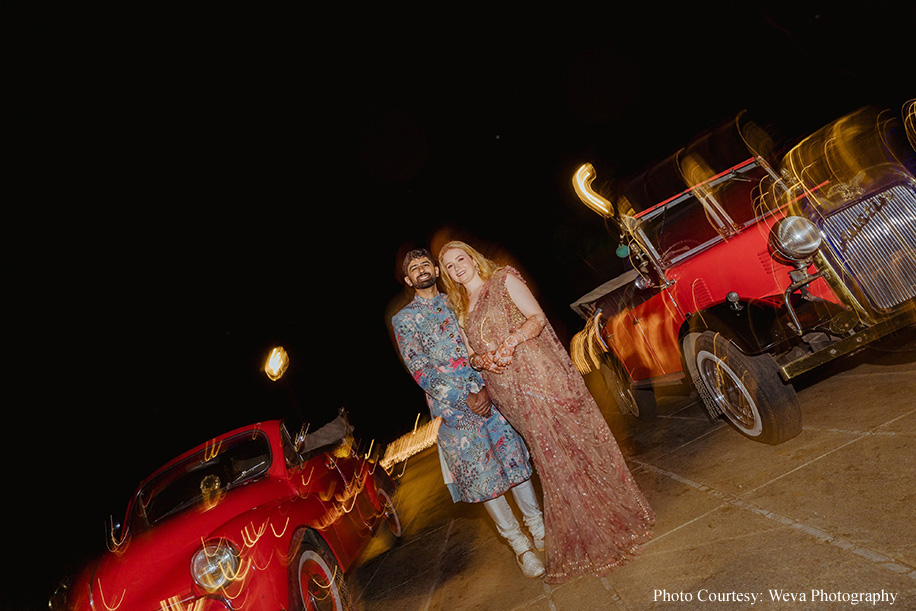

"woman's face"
[441,248,477,285]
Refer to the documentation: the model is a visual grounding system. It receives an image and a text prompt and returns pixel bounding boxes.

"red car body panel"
[606,208,841,382]
[65,420,395,610]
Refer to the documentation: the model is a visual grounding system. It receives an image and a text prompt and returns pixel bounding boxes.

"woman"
[438,240,655,584]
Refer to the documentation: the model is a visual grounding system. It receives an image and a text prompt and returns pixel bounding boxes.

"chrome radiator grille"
[820,182,916,311]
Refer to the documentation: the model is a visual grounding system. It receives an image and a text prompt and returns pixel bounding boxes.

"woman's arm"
[505,272,547,332]
[495,272,547,361]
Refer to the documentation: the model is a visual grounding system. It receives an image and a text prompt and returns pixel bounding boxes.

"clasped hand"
[471,350,508,373]
[466,388,492,417]
[471,331,523,374]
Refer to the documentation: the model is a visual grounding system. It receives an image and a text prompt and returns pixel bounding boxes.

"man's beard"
[414,274,437,289]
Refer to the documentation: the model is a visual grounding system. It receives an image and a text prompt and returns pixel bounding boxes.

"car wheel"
[683,331,802,444]
[291,532,351,611]
[377,488,402,537]
[599,354,658,419]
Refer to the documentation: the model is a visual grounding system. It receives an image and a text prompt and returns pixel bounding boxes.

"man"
[392,248,545,578]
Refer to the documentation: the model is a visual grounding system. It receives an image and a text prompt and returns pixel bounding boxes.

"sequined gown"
[466,267,655,583]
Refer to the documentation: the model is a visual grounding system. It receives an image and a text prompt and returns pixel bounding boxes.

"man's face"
[404,256,439,289]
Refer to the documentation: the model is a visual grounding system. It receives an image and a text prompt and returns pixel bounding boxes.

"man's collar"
[414,288,441,302]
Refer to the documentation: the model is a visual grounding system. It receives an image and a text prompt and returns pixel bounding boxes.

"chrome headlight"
[191,540,240,591]
[769,216,822,261]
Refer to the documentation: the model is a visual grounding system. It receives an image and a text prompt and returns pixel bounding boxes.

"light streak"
[223,556,251,583]
[300,554,341,598]
[251,551,273,572]
[339,487,359,513]
[380,418,442,469]
[271,516,289,538]
[159,597,205,611]
[318,482,337,502]
[570,314,605,373]
[301,466,315,487]
[97,578,124,610]
[573,163,615,218]
[106,515,130,554]
[905,99,915,151]
[305,564,339,604]
[203,439,222,462]
[293,423,310,452]
[241,520,267,548]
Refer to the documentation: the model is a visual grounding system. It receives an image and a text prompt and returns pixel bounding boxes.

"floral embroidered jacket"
[392,292,532,502]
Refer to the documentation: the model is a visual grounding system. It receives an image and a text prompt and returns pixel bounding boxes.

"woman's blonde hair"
[437,240,502,328]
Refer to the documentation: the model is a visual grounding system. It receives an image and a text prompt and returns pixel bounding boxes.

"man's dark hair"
[402,248,433,276]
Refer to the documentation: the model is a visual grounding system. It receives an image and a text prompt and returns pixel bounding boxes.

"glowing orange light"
[264,346,289,381]
[573,163,615,218]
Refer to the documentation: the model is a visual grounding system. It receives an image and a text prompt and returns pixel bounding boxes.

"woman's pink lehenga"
[467,268,655,583]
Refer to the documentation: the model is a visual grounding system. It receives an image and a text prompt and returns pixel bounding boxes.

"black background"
[7,4,914,608]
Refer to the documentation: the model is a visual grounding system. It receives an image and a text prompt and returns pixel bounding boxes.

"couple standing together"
[392,241,654,583]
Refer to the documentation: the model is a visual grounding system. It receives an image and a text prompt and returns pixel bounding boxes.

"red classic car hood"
[86,476,292,609]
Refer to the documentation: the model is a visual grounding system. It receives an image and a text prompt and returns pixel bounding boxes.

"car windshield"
[633,161,770,267]
[131,432,272,531]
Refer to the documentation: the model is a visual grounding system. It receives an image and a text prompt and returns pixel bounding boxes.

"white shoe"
[517,549,546,578]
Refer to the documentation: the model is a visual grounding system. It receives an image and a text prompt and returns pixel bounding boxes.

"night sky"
[8,4,914,608]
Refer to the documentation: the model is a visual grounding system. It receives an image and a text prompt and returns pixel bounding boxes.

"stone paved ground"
[351,330,916,610]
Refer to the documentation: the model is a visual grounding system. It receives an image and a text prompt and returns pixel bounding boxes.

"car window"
[132,432,272,531]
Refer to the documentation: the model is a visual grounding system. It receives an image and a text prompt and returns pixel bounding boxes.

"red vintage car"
[52,418,400,610]
[571,104,916,444]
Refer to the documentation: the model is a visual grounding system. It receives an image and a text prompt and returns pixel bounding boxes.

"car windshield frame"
[629,158,776,268]
[129,430,273,533]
